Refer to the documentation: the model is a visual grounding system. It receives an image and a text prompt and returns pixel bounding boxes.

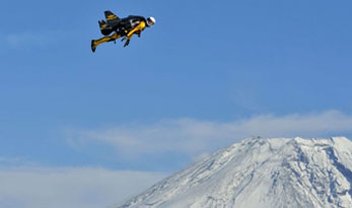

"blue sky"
[1,0,352,207]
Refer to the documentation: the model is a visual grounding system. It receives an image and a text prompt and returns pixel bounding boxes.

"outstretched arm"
[123,21,146,47]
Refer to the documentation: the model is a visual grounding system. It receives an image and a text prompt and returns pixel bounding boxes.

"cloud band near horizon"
[0,167,166,208]
[67,110,352,159]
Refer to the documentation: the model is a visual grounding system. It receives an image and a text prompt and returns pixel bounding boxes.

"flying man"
[91,10,156,52]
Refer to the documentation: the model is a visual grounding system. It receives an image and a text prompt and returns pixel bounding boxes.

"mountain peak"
[118,137,352,208]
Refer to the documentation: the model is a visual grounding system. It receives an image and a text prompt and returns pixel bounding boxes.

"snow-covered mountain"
[118,137,352,208]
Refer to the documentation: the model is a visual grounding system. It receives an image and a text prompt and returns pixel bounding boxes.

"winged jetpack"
[91,10,156,52]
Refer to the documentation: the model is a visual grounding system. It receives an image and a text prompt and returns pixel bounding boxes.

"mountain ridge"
[118,137,352,208]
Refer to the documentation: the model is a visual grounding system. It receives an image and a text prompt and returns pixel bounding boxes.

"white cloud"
[68,110,352,159]
[0,167,166,208]
[2,30,72,49]
[0,157,40,168]
[3,111,351,208]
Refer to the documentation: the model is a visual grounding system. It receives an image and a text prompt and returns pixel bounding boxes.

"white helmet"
[146,16,156,26]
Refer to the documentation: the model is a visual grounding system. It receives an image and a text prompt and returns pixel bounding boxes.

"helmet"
[146,16,156,26]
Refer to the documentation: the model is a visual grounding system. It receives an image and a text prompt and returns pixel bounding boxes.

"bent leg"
[91,33,121,52]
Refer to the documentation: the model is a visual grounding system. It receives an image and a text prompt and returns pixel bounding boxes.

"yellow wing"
[104,10,120,22]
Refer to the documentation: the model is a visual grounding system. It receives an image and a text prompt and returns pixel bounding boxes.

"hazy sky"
[1,0,352,207]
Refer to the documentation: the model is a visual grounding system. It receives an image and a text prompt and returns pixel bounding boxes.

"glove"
[121,36,130,47]
[124,39,130,47]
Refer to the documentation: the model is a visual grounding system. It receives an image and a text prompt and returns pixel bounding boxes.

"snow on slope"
[118,137,352,208]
